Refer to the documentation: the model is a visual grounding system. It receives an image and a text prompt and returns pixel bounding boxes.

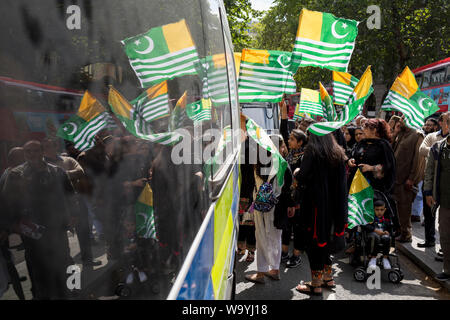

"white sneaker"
[382,258,391,270]
[368,258,377,271]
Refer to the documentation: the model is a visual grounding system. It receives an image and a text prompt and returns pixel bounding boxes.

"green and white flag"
[131,81,170,123]
[186,98,212,122]
[299,88,325,117]
[135,183,157,240]
[293,9,359,72]
[57,91,112,151]
[332,71,359,105]
[348,169,374,229]
[122,19,199,88]
[238,49,299,103]
[194,54,230,105]
[308,66,373,136]
[246,117,288,187]
[381,66,440,130]
[319,82,337,121]
[108,86,182,146]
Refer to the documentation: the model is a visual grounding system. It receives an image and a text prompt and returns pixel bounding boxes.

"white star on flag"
[342,22,348,29]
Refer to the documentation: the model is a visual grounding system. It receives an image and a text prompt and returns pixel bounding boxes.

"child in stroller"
[350,191,404,284]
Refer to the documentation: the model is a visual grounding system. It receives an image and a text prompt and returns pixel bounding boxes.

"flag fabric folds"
[238,49,298,103]
[319,82,337,121]
[186,98,213,123]
[333,71,359,105]
[194,54,229,105]
[122,19,199,88]
[135,183,157,240]
[131,81,170,123]
[245,117,288,187]
[347,169,374,229]
[308,66,373,136]
[299,88,325,117]
[57,91,111,151]
[169,91,188,131]
[108,86,182,145]
[381,66,439,130]
[293,8,358,72]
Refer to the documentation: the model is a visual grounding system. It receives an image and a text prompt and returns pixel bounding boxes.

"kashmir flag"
[122,19,199,88]
[131,81,170,123]
[135,183,157,240]
[333,71,359,105]
[348,169,374,229]
[194,54,229,105]
[169,91,188,131]
[293,103,310,121]
[186,98,212,122]
[308,65,373,136]
[319,82,337,121]
[381,66,439,130]
[108,86,182,145]
[57,91,112,151]
[246,117,288,187]
[299,88,325,117]
[293,8,358,72]
[238,49,299,103]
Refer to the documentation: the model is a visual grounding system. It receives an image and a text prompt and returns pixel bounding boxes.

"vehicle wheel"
[388,270,402,284]
[354,267,367,282]
[116,284,132,297]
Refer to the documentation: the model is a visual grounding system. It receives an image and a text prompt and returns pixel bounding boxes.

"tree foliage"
[251,0,450,89]
[223,0,262,52]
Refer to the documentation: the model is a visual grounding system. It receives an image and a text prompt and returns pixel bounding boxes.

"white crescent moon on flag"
[361,198,372,212]
[277,54,289,69]
[135,36,154,55]
[332,21,349,39]
[64,122,78,136]
[418,97,433,111]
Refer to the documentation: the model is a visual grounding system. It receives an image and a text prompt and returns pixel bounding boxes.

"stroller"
[349,190,404,284]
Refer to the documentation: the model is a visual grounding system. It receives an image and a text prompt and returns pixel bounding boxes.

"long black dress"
[294,150,347,270]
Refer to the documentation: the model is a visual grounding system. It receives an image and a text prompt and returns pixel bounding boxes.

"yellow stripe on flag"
[301,88,320,102]
[162,19,195,53]
[138,183,153,206]
[108,86,134,120]
[175,91,188,109]
[390,66,418,99]
[146,81,168,100]
[319,82,329,100]
[234,53,242,80]
[78,91,106,122]
[349,169,371,195]
[296,9,323,41]
[241,49,270,65]
[333,71,352,86]
[212,53,227,69]
[353,66,373,100]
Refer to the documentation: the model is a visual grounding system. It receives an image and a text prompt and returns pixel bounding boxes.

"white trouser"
[254,209,282,272]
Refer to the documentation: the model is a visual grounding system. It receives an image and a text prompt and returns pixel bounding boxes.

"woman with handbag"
[293,132,347,296]
[244,138,295,284]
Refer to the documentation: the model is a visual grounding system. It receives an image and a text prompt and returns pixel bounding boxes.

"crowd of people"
[0,127,208,299]
[238,102,450,296]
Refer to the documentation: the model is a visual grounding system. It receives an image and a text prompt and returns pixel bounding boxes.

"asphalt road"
[235,249,450,300]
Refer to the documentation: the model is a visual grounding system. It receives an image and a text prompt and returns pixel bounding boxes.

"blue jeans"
[412,181,423,217]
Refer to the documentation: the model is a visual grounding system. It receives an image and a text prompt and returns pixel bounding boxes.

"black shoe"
[417,242,435,248]
[435,256,444,262]
[286,255,302,268]
[281,252,289,263]
[411,216,421,222]
[437,250,444,257]
[435,272,450,281]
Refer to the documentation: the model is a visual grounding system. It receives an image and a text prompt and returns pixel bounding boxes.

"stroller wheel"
[388,270,402,284]
[116,284,132,297]
[354,267,367,282]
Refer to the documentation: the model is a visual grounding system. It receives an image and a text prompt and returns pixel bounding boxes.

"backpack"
[253,180,278,213]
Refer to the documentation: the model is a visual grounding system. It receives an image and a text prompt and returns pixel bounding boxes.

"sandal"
[237,248,246,256]
[246,251,255,262]
[295,281,322,296]
[322,279,336,289]
[263,271,280,281]
[245,273,265,284]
